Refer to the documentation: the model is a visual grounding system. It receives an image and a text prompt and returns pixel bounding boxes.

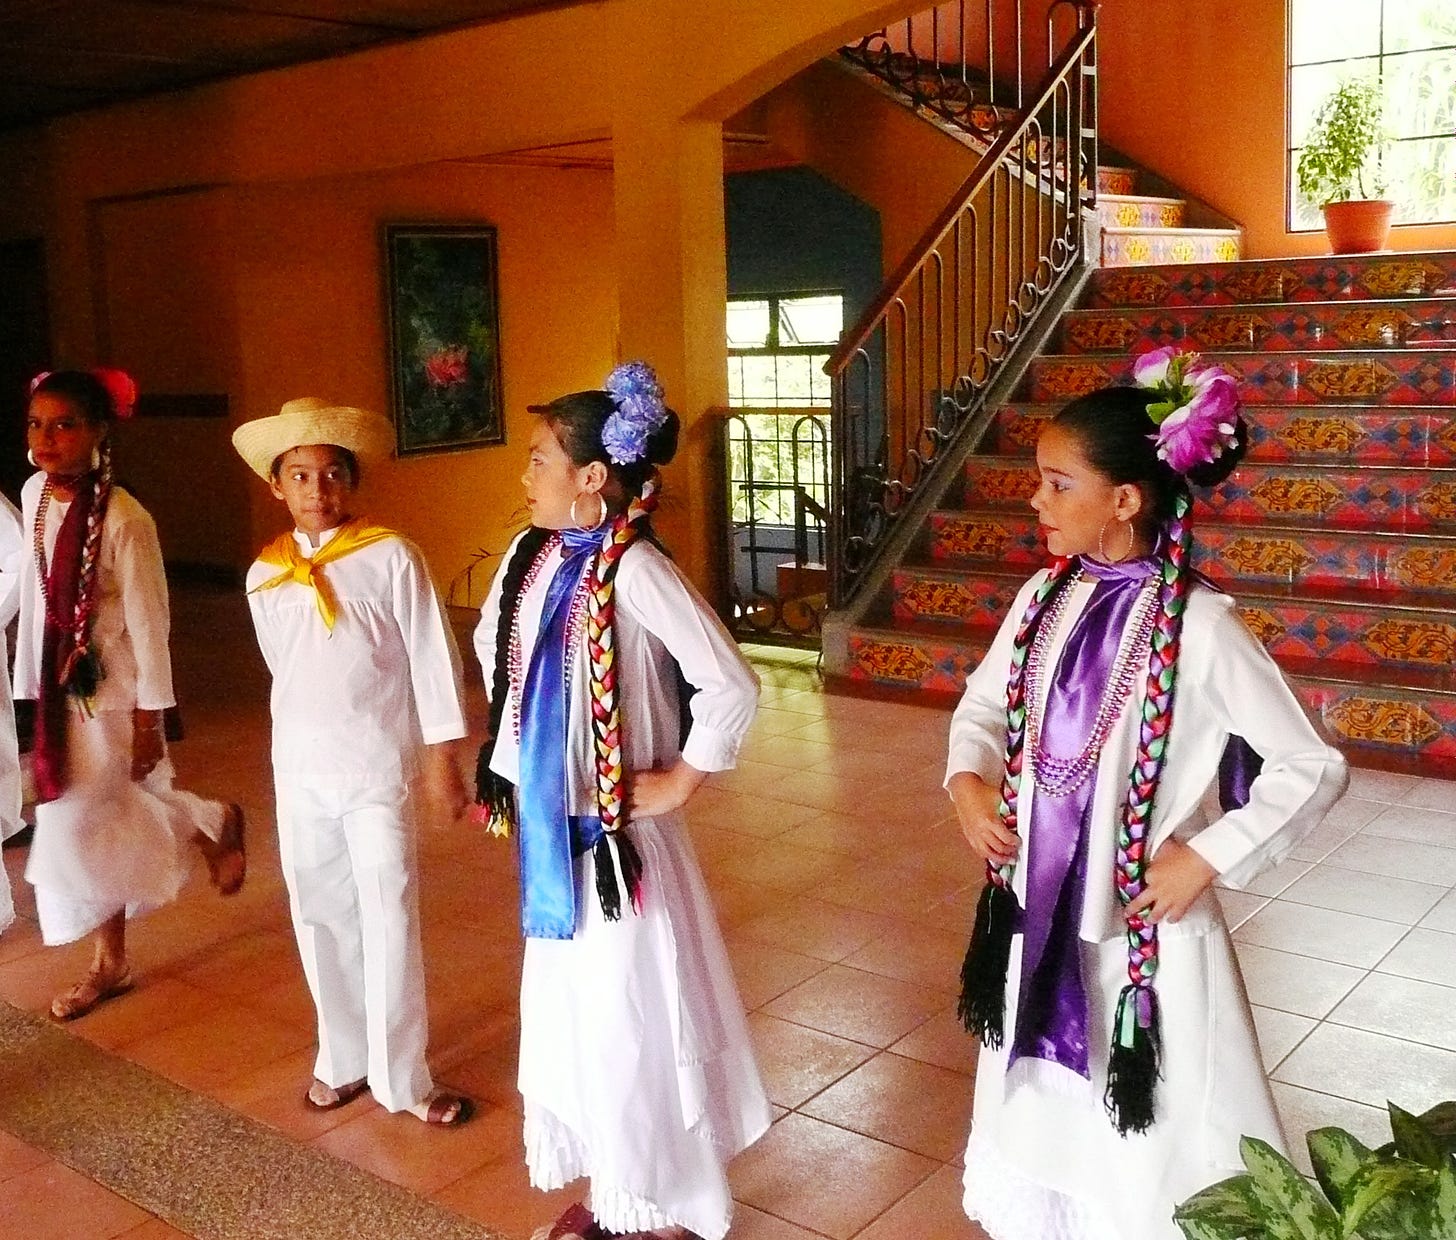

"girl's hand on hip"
[628,760,706,819]
[1124,836,1217,925]
[949,770,1019,866]
[131,709,164,781]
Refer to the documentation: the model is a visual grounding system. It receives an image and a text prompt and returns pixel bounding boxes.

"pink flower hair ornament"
[29,368,138,420]
[1130,346,1241,477]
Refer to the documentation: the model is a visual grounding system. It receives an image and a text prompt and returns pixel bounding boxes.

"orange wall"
[1096,0,1456,258]
[227,161,618,594]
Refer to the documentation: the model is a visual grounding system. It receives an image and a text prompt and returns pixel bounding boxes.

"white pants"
[276,780,433,1112]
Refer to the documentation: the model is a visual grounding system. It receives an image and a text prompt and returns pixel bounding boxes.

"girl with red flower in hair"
[17,369,245,1021]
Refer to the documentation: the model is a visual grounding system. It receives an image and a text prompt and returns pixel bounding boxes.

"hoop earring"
[1098,517,1134,563]
[570,492,606,532]
[89,445,102,472]
[26,450,37,468]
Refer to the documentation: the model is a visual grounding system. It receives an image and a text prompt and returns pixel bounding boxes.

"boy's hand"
[949,770,1019,867]
[421,742,470,826]
[1124,836,1217,925]
[627,759,706,819]
[131,709,164,782]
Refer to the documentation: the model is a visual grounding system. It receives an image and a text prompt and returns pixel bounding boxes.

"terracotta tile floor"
[2,588,1456,1237]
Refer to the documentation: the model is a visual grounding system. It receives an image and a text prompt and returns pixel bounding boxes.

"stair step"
[961,455,1456,532]
[993,403,1456,465]
[1061,298,1456,355]
[1100,226,1242,268]
[843,623,1456,771]
[1027,350,1456,405]
[1095,194,1187,230]
[927,507,1456,593]
[890,562,1456,673]
[1085,250,1456,309]
[1097,166,1138,196]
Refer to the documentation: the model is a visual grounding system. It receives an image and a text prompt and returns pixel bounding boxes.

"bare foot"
[202,804,246,895]
[50,964,134,1021]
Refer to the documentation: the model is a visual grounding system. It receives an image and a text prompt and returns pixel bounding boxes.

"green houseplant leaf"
[1242,1138,1341,1240]
[1174,1174,1272,1238]
[1390,1102,1448,1169]
[1307,1126,1372,1214]
[1343,1162,1436,1238]
[1433,1160,1456,1240]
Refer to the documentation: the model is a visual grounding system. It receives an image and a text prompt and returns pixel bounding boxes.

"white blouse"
[246,527,466,788]
[947,571,1348,943]
[15,472,174,714]
[475,534,759,811]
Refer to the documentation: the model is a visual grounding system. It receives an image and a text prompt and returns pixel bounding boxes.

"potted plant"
[1174,1100,1456,1239]
[1296,78,1394,254]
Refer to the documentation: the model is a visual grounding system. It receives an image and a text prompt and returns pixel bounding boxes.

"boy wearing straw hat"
[233,397,473,1126]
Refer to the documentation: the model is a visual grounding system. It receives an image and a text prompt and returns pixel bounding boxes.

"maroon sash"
[33,483,95,803]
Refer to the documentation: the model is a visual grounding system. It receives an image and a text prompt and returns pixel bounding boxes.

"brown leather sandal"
[421,1090,474,1126]
[304,1077,368,1111]
[50,967,135,1021]
[530,1203,607,1240]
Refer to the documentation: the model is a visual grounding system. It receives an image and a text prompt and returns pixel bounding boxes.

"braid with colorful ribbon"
[1103,486,1193,1134]
[34,438,114,703]
[582,474,660,920]
[957,555,1077,1046]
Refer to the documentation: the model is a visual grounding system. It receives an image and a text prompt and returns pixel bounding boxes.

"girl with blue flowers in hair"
[474,363,770,1240]
[946,353,1347,1239]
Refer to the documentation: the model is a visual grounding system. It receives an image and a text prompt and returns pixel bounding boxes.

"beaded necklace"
[1024,567,1160,798]
[505,533,597,743]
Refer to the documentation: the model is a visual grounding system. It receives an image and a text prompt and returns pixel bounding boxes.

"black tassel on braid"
[474,527,553,831]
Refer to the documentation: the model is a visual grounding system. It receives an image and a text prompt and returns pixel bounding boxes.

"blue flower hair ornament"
[601,361,669,465]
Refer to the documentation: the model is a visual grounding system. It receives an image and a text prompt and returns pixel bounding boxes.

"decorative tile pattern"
[1097,167,1138,196]
[1324,697,1444,750]
[962,462,1037,505]
[1085,252,1456,308]
[1097,198,1187,230]
[1059,301,1456,356]
[1236,601,1456,670]
[1101,229,1242,268]
[1028,351,1456,406]
[928,512,1042,565]
[891,570,1024,627]
[1390,547,1456,591]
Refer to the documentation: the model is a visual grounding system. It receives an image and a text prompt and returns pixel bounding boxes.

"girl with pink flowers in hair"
[17,369,245,1021]
[945,351,1348,1239]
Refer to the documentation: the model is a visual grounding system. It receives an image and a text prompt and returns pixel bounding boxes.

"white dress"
[0,492,24,935]
[14,474,226,945]
[476,534,771,1240]
[946,571,1348,1240]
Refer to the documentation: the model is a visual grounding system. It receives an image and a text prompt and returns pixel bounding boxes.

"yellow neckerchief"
[250,516,398,631]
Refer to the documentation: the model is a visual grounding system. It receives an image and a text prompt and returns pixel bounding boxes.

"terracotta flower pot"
[1320,199,1395,254]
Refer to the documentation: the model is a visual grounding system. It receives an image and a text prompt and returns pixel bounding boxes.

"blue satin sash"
[516,528,607,939]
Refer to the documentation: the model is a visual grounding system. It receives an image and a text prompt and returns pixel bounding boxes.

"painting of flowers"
[384,225,505,455]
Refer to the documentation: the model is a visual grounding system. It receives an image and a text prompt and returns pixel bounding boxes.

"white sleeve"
[115,512,176,711]
[392,543,467,745]
[0,494,23,631]
[1184,596,1348,888]
[944,572,1046,790]
[617,548,759,773]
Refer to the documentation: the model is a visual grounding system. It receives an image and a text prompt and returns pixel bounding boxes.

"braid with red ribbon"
[582,474,661,919]
[1104,487,1193,1134]
[957,555,1076,1046]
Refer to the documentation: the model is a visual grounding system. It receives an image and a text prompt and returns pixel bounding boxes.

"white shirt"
[246,526,466,788]
[475,534,759,812]
[15,473,175,713]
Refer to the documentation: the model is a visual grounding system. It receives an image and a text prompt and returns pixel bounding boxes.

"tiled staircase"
[1095,164,1242,267]
[840,249,1456,776]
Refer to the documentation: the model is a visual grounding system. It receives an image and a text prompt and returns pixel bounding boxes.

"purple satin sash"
[1010,552,1159,1078]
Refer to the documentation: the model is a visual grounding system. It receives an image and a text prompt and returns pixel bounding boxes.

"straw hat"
[232,397,394,481]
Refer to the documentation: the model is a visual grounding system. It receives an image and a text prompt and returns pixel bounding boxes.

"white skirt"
[26,708,225,945]
[962,919,1284,1240]
[518,811,771,1240]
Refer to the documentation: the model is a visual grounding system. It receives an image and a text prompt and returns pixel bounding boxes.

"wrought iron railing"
[826,2,1098,606]
[722,407,831,645]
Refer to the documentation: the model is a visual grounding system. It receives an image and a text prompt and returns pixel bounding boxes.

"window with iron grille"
[1287,0,1456,229]
[726,293,842,526]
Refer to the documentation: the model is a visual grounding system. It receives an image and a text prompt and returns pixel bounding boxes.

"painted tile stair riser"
[1028,351,1456,406]
[961,457,1456,532]
[994,405,1456,466]
[1060,300,1456,355]
[1085,252,1456,308]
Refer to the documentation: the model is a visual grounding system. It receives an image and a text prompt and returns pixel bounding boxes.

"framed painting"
[383,224,506,455]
